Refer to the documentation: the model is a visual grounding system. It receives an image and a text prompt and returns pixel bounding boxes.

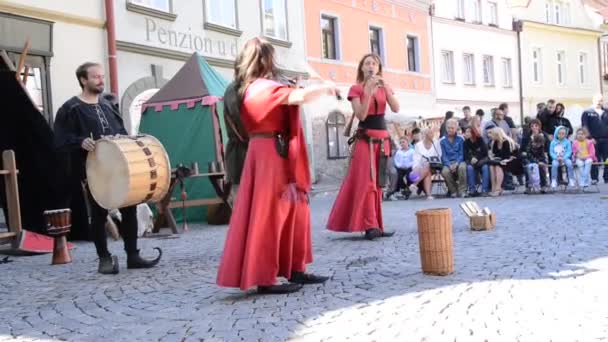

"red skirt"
[216,138,313,290]
[327,129,390,233]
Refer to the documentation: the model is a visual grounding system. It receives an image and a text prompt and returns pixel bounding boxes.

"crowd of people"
[385,97,608,200]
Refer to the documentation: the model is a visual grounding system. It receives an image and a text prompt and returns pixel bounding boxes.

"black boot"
[98,255,119,275]
[257,283,302,294]
[381,230,396,237]
[127,247,162,269]
[289,271,329,285]
[364,228,382,240]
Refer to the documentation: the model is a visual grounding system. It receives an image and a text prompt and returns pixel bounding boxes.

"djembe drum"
[44,209,72,265]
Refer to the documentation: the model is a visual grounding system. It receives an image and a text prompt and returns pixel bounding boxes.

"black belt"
[358,114,387,130]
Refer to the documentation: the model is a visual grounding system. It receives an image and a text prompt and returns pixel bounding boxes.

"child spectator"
[550,126,575,189]
[572,128,596,188]
[385,138,415,200]
[523,134,549,193]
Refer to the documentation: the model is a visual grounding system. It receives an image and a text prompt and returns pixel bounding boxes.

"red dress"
[326,84,391,233]
[216,79,313,291]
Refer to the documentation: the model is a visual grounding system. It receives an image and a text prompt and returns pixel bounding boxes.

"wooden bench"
[0,150,22,248]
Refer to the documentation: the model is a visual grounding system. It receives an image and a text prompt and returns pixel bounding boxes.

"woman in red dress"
[216,37,334,294]
[327,53,400,240]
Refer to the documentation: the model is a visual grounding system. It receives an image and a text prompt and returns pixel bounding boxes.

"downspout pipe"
[514,19,524,123]
[598,36,603,95]
[104,0,119,97]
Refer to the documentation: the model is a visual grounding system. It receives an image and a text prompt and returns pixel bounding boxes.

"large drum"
[86,135,171,209]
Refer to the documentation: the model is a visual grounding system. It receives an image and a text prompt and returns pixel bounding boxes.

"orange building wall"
[304,0,432,93]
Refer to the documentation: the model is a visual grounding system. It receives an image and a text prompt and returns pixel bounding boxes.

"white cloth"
[414,139,442,169]
[394,149,415,169]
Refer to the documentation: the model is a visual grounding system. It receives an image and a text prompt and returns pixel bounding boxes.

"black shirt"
[464,138,489,165]
[54,96,127,180]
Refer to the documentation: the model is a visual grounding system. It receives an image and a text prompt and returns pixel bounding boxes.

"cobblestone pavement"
[2,187,608,341]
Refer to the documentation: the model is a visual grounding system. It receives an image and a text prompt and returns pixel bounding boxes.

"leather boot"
[257,283,302,294]
[364,228,382,240]
[289,272,329,285]
[127,247,162,269]
[98,255,119,275]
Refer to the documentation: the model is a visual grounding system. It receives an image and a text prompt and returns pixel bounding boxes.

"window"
[488,2,498,26]
[321,16,338,60]
[205,1,237,28]
[532,48,542,83]
[441,50,455,83]
[554,3,561,25]
[369,27,383,58]
[456,0,465,19]
[556,51,565,85]
[463,53,475,85]
[407,36,420,72]
[579,52,588,85]
[129,0,171,12]
[545,2,552,23]
[501,58,512,87]
[262,0,288,41]
[483,55,495,85]
[472,0,482,23]
[326,111,348,159]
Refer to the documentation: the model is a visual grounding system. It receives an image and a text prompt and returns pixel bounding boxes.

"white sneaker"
[551,180,557,188]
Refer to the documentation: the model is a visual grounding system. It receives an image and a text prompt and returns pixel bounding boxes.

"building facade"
[432,0,521,123]
[0,0,106,124]
[302,0,433,181]
[511,0,602,123]
[114,0,308,134]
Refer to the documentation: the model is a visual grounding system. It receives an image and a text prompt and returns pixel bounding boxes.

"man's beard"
[87,84,104,94]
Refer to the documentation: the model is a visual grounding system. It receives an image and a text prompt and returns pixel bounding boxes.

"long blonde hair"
[489,127,518,151]
[235,37,279,97]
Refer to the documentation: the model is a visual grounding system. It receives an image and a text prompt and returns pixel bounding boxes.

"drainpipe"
[514,19,524,123]
[598,36,604,95]
[104,0,119,97]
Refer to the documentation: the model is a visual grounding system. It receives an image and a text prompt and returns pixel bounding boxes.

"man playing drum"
[54,62,162,274]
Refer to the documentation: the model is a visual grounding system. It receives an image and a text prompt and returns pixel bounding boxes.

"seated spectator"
[550,126,575,189]
[523,134,549,193]
[572,127,596,188]
[464,126,490,196]
[440,118,467,197]
[411,128,442,200]
[521,119,549,152]
[488,127,521,196]
[385,138,415,200]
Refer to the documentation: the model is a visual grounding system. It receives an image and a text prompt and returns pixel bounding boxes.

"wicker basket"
[415,208,454,276]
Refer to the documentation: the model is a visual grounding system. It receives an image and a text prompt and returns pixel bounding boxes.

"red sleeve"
[244,79,294,119]
[347,84,363,102]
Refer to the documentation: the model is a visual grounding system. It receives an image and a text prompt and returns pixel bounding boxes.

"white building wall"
[432,0,521,122]
[0,0,107,117]
[512,1,602,122]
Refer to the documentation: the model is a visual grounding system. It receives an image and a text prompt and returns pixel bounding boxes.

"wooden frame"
[0,150,22,246]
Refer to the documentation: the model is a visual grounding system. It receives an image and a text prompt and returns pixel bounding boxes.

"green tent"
[140,52,229,223]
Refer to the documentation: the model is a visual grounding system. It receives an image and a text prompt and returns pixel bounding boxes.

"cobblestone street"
[2,188,608,341]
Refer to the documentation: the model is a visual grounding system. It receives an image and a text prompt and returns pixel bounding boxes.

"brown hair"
[235,37,279,97]
[75,62,101,89]
[528,118,542,130]
[355,53,383,83]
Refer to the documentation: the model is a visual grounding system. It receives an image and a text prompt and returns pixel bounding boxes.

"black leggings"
[87,187,138,258]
